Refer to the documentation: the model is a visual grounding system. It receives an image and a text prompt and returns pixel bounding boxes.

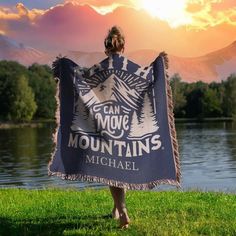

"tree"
[10,75,37,121]
[209,81,225,116]
[202,88,222,117]
[71,96,96,133]
[170,73,187,117]
[139,92,158,134]
[222,74,236,117]
[129,92,158,138]
[28,63,57,119]
[0,60,28,120]
[185,81,208,119]
[129,111,141,138]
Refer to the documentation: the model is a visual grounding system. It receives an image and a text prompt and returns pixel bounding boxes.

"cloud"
[0,3,44,21]
[63,0,134,14]
[0,0,64,10]
[186,0,236,29]
[64,0,236,29]
[0,1,235,57]
[64,0,132,7]
[1,1,236,31]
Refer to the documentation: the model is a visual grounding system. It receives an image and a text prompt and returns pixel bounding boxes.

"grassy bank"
[0,188,235,236]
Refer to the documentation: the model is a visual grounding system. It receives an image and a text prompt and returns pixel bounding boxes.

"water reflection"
[225,122,236,162]
[0,121,235,192]
[176,122,236,192]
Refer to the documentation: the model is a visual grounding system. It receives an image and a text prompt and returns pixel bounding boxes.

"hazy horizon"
[0,1,236,57]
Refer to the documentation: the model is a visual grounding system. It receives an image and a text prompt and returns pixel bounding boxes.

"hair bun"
[104,26,125,56]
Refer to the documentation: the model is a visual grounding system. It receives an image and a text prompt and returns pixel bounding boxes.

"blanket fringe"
[47,170,181,190]
[47,57,61,178]
[52,54,68,78]
[158,51,181,186]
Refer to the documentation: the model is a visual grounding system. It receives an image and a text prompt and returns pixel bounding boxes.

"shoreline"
[0,119,55,129]
[0,117,234,129]
[175,117,234,123]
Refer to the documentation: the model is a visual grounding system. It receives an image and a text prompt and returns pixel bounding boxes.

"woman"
[49,25,180,230]
[104,26,130,229]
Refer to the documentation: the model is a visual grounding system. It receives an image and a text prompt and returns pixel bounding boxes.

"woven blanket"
[48,52,181,190]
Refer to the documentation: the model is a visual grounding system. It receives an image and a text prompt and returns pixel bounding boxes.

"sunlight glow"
[90,3,123,15]
[139,0,193,27]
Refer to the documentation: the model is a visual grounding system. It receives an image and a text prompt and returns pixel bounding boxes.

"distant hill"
[0,34,53,66]
[0,34,235,82]
[64,41,236,83]
[167,40,236,83]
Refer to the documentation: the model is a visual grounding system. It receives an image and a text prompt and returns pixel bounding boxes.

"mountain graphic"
[97,73,118,101]
[81,74,141,110]
[112,76,142,110]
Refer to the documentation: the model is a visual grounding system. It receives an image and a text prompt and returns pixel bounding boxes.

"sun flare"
[0,30,6,35]
[138,0,193,28]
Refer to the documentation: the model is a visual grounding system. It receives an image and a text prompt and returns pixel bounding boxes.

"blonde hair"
[104,26,125,56]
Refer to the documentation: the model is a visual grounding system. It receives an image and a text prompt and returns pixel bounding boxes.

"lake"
[0,121,235,192]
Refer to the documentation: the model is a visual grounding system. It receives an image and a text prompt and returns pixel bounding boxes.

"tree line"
[0,61,56,122]
[170,73,236,119]
[0,60,235,122]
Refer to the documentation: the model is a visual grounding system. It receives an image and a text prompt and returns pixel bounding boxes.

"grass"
[0,188,235,236]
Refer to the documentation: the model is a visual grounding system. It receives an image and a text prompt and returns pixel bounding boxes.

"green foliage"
[170,73,187,117]
[28,63,56,119]
[0,61,56,122]
[222,74,236,117]
[0,61,36,121]
[0,188,235,236]
[10,75,37,121]
[169,73,236,119]
[202,87,222,117]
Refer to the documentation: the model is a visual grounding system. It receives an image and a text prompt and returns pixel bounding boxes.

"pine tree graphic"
[129,111,142,137]
[71,97,96,133]
[140,92,159,134]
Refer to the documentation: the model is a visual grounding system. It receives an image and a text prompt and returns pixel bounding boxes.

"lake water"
[0,122,235,192]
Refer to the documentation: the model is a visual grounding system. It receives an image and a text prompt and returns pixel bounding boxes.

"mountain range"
[0,34,235,83]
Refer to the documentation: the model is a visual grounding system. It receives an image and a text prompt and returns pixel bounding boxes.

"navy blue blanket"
[48,52,181,190]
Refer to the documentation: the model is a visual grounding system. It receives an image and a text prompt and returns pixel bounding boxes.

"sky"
[0,0,63,9]
[0,0,236,56]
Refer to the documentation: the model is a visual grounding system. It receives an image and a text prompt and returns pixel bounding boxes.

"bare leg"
[111,202,119,219]
[109,186,130,228]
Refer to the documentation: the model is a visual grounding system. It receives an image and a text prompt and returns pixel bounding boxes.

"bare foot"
[119,208,130,229]
[112,207,119,220]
